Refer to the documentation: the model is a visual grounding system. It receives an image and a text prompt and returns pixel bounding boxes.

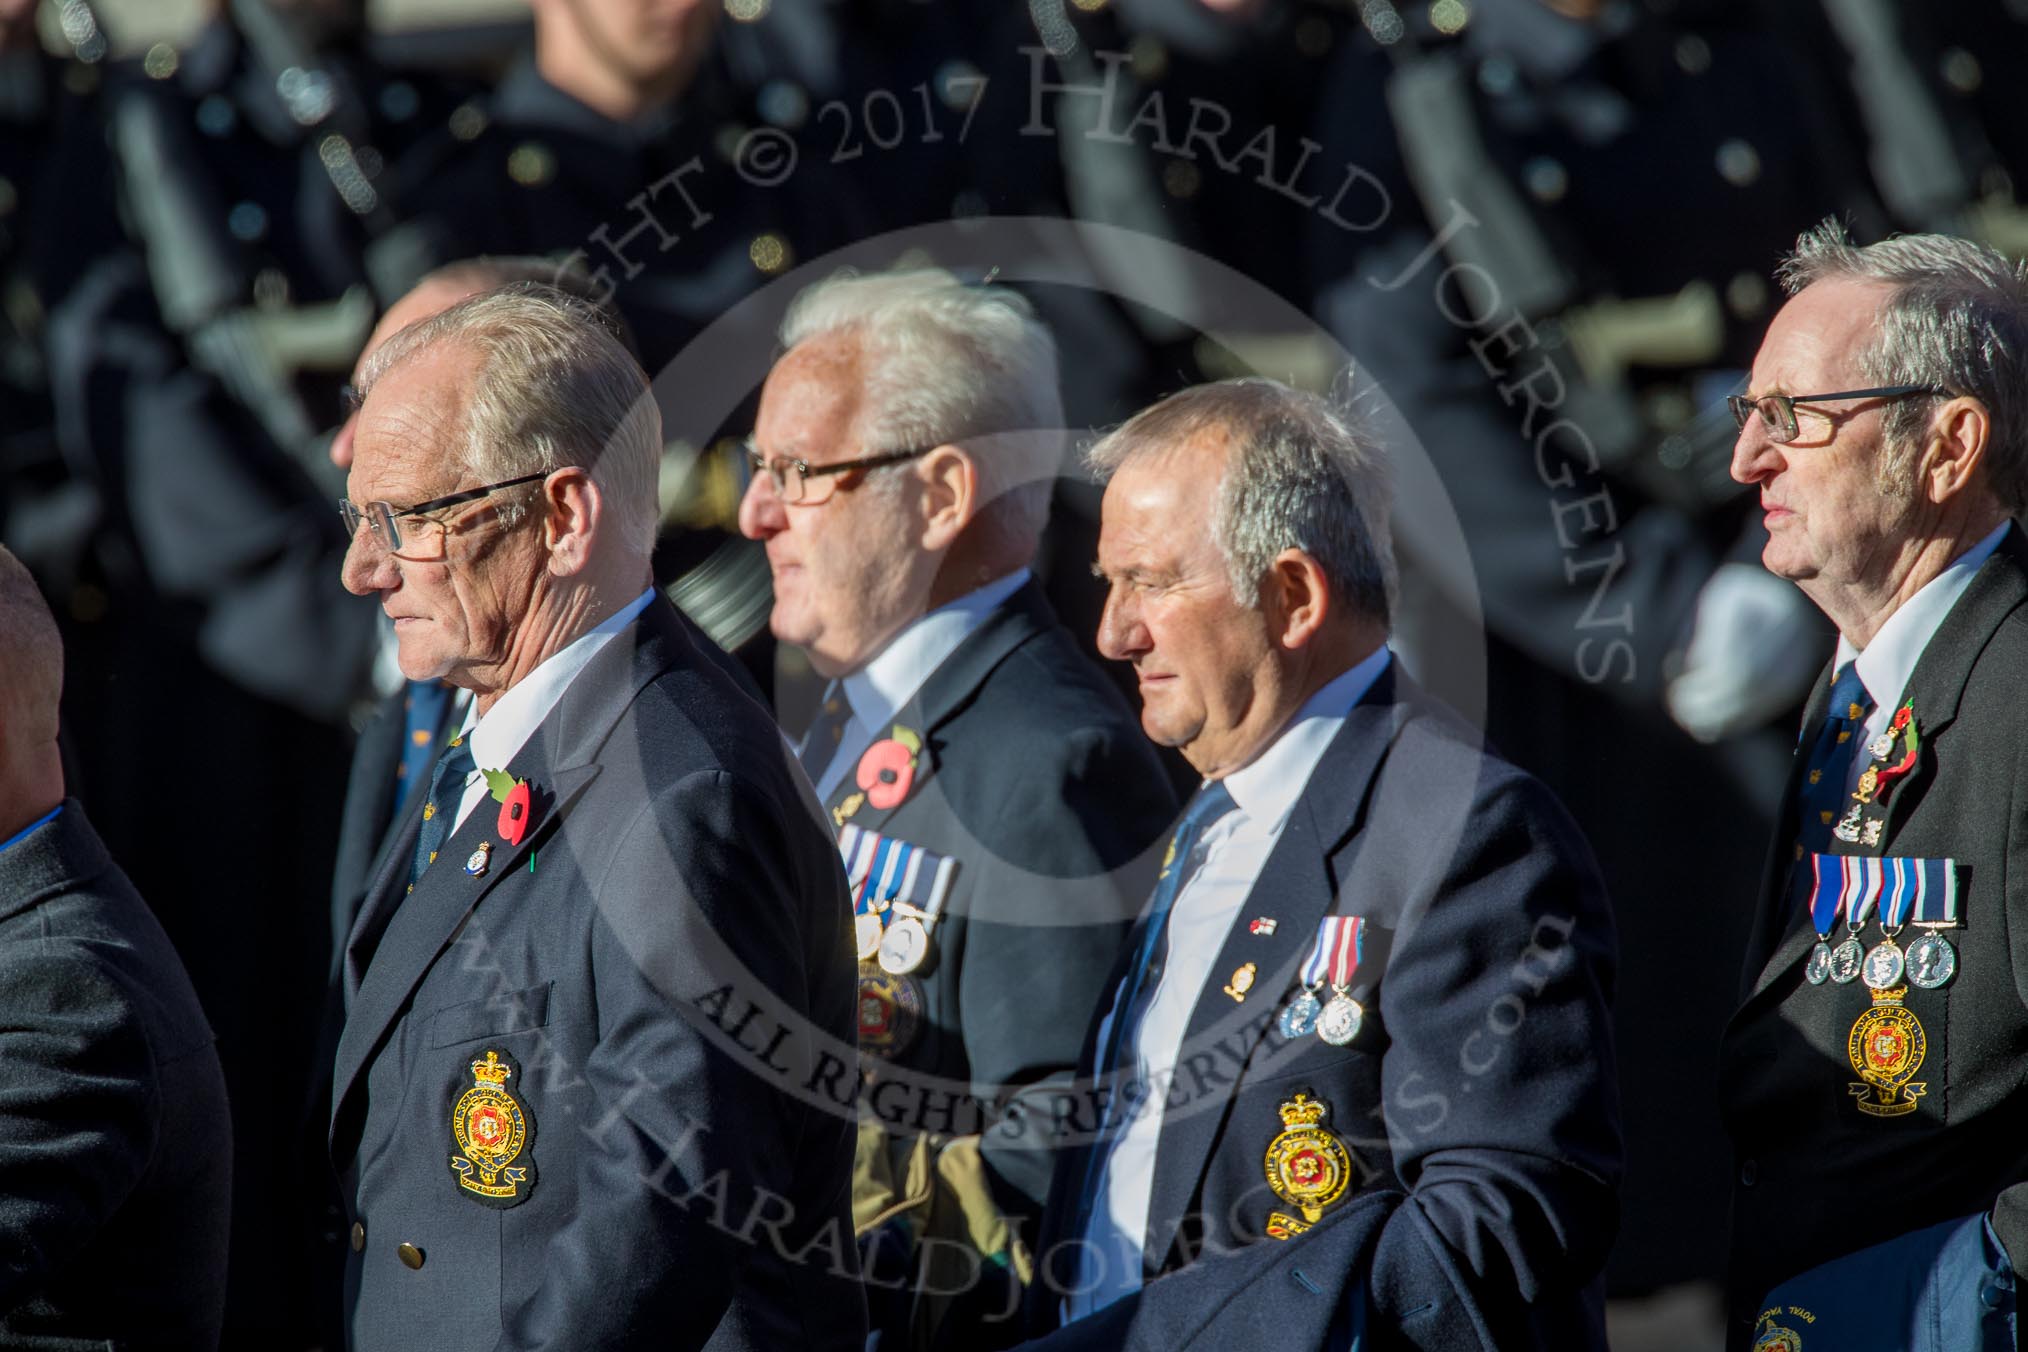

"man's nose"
[1729,420,1780,486]
[1096,586,1144,662]
[340,523,394,596]
[737,469,785,540]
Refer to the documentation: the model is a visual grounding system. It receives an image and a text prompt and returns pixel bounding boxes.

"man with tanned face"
[1719,223,2028,1352]
[330,287,859,1349]
[1019,378,1620,1352]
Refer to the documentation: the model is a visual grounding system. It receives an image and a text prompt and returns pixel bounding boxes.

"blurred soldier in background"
[368,0,887,684]
[0,0,119,594]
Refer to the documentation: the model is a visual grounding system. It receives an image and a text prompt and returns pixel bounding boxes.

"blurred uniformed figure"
[0,0,121,592]
[1284,0,1894,1303]
[371,0,890,673]
[36,4,479,1345]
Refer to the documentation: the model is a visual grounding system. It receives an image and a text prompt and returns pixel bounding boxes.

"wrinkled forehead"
[348,340,484,501]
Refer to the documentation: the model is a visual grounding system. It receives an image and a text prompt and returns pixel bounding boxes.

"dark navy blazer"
[331,597,863,1351]
[0,803,232,1347]
[1023,666,1622,1352]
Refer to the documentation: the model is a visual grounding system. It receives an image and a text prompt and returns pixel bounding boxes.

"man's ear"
[918,445,978,553]
[1923,397,1992,505]
[1264,548,1331,650]
[542,468,603,577]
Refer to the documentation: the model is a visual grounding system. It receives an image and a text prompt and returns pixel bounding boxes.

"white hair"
[1781,219,2028,511]
[779,268,1063,550]
[1085,378,1398,624]
[357,284,661,556]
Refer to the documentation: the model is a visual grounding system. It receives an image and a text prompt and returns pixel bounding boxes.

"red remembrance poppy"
[856,739,917,811]
[497,781,534,845]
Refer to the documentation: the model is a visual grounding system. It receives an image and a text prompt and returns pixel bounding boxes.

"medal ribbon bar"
[1808,855,1848,935]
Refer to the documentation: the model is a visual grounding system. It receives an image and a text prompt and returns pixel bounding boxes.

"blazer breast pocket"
[429,981,554,1048]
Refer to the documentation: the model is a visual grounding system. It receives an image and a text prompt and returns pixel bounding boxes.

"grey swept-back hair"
[1780,219,2028,512]
[1084,378,1397,625]
[779,267,1063,550]
[358,284,661,557]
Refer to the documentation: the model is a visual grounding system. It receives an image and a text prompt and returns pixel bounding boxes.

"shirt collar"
[1834,521,2010,711]
[1218,646,1392,833]
[463,587,657,773]
[840,569,1031,732]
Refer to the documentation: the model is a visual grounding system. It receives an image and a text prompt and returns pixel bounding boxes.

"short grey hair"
[1780,219,2028,512]
[779,268,1063,550]
[1085,378,1397,625]
[358,285,661,556]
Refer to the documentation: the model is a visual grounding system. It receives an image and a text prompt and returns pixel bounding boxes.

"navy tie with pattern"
[1796,662,1875,854]
[407,734,476,893]
[391,679,453,829]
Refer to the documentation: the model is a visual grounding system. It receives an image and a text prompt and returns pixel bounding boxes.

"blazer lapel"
[330,752,601,1136]
[330,598,701,1148]
[1737,527,2028,1006]
[1141,675,1407,1272]
[1876,526,2028,846]
[824,581,1055,838]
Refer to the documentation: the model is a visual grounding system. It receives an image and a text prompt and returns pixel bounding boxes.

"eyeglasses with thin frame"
[1727,384,1952,444]
[338,471,550,557]
[742,442,930,505]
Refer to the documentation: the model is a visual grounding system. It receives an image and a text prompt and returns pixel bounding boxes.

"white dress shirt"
[1067,645,1393,1320]
[444,587,657,833]
[804,569,1031,803]
[1830,522,2007,796]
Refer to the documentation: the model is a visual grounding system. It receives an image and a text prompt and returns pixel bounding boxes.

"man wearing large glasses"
[1720,222,2028,1352]
[330,286,862,1351]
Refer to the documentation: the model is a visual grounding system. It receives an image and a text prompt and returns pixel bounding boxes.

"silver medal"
[1867,732,1895,761]
[877,915,930,975]
[1278,988,1322,1040]
[1906,931,1958,989]
[855,911,884,962]
[1315,991,1363,1046]
[1805,941,1833,986]
[1862,938,1906,991]
[1828,937,1864,984]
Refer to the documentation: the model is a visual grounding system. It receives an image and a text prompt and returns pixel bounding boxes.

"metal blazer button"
[350,1222,365,1252]
[396,1242,424,1270]
[1738,1159,1759,1188]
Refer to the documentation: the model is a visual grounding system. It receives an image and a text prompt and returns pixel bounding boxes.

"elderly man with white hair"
[738,269,1177,1344]
[331,286,862,1351]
